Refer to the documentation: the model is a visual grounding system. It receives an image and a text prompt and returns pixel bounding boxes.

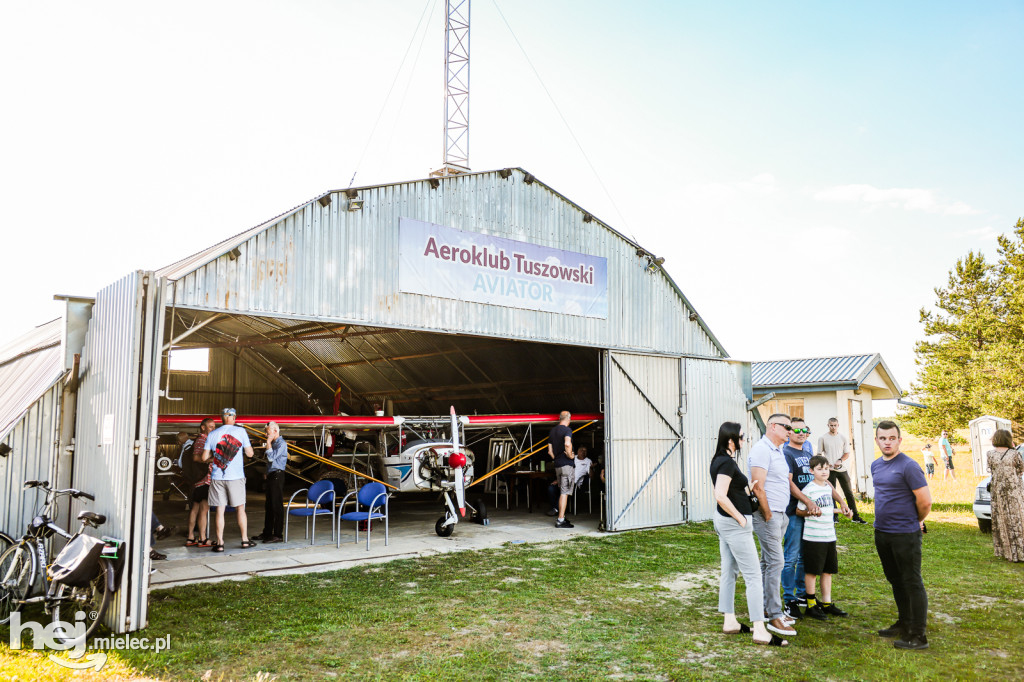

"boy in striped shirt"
[796,455,853,620]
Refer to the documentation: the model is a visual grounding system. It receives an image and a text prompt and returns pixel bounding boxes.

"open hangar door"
[155,308,605,501]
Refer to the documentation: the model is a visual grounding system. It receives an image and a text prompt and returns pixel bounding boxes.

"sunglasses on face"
[791,427,810,434]
[770,422,793,432]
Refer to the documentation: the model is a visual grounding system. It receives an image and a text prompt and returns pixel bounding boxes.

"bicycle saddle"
[77,510,107,526]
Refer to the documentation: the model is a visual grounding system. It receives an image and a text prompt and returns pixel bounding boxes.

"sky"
[2,1,1022,417]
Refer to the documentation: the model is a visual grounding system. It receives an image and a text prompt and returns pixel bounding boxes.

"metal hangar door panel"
[72,271,165,633]
[603,351,683,531]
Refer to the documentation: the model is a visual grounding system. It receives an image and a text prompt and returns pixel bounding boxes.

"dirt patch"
[515,640,569,656]
[658,569,719,599]
[962,595,1001,609]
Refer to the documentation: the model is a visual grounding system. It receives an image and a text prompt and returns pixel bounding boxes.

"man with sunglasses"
[749,413,799,637]
[781,418,827,620]
[818,418,867,524]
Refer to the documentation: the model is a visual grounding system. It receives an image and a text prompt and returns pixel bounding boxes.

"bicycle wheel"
[0,543,35,625]
[0,531,13,556]
[50,558,113,644]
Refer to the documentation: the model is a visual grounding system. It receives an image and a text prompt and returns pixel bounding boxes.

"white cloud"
[813,184,978,215]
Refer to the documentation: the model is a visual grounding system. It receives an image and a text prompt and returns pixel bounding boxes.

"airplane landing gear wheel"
[473,498,488,524]
[435,516,454,537]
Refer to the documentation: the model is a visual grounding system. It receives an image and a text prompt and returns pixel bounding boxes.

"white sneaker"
[766,619,797,637]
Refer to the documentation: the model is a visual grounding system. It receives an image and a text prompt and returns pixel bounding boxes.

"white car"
[974,445,1024,533]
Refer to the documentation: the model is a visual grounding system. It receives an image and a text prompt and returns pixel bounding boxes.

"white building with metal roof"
[751,352,903,496]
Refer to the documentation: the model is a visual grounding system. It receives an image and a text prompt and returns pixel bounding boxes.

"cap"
[222,407,237,416]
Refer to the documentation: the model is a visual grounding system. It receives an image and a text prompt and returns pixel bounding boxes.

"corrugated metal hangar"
[1,168,760,633]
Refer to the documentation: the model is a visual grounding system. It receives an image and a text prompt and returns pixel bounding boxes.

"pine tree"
[900,250,1001,437]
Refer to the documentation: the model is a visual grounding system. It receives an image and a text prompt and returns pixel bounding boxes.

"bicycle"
[0,480,119,643]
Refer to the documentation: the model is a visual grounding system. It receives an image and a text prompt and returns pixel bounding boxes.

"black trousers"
[829,469,860,517]
[874,530,928,637]
[262,471,285,538]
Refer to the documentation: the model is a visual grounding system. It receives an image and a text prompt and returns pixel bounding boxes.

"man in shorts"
[939,431,957,481]
[202,408,256,551]
[547,411,575,528]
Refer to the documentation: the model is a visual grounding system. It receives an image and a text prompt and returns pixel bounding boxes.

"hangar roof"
[0,319,65,439]
[153,165,729,356]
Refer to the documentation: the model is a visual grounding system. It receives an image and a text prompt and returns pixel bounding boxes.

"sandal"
[197,537,211,548]
[754,634,789,647]
[724,623,752,635]
[240,539,258,549]
[185,538,198,547]
[211,542,224,552]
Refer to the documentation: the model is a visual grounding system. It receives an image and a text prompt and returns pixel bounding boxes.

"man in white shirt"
[749,413,799,638]
[817,418,866,524]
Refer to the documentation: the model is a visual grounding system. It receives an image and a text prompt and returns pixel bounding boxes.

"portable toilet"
[969,415,1012,475]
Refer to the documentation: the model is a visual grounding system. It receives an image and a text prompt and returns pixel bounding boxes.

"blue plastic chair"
[337,482,389,550]
[285,480,335,544]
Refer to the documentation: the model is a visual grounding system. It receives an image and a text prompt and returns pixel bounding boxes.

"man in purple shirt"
[871,420,932,650]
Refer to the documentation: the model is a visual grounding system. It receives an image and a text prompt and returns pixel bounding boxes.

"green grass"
[3,509,1023,681]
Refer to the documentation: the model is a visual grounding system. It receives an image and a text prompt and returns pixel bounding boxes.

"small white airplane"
[158,410,602,536]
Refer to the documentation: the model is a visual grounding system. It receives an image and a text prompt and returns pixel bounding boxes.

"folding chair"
[337,482,389,550]
[285,480,336,544]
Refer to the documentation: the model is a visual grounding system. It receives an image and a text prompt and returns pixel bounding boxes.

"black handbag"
[746,486,759,511]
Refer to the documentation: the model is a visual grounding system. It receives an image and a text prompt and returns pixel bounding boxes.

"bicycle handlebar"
[22,480,95,501]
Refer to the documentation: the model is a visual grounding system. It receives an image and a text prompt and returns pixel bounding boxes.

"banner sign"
[399,218,608,318]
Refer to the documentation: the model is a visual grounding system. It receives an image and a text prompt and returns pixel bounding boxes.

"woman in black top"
[710,421,787,646]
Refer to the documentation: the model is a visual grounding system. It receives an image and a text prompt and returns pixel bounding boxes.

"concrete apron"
[149,493,603,591]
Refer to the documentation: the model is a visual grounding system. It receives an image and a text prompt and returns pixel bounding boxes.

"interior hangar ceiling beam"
[162,313,226,351]
[339,331,436,408]
[281,340,505,374]
[179,325,327,413]
[171,326,392,350]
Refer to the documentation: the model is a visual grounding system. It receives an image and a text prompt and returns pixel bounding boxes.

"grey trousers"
[714,514,765,623]
[752,510,787,620]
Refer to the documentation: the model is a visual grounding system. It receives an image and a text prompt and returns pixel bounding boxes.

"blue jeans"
[781,513,805,602]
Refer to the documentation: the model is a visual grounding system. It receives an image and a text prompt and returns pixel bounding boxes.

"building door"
[71,271,165,633]
[848,399,864,493]
[603,351,683,531]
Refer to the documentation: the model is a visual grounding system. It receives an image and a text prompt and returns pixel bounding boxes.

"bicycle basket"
[49,535,105,587]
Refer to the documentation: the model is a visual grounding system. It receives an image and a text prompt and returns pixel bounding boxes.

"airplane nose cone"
[449,452,467,468]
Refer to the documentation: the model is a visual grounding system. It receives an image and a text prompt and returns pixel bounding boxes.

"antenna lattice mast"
[432,0,470,177]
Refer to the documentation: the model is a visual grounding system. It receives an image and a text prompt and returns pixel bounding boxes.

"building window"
[757,398,804,422]
[168,348,209,373]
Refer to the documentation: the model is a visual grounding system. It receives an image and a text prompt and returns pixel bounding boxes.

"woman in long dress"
[987,429,1024,563]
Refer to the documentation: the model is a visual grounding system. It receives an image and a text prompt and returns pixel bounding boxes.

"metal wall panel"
[71,271,163,633]
[166,170,724,360]
[604,351,684,531]
[0,319,64,438]
[681,359,760,522]
[0,383,61,539]
[160,347,305,417]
